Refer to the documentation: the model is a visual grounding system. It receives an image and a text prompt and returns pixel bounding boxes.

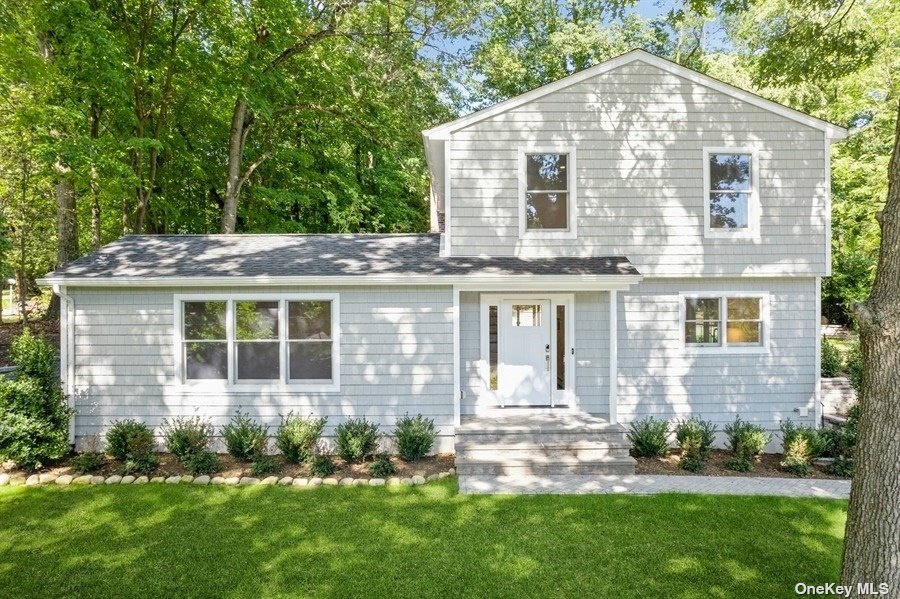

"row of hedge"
[75,411,438,479]
[628,411,858,477]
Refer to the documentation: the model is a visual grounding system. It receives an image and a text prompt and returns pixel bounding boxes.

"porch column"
[608,289,618,424]
[452,285,461,426]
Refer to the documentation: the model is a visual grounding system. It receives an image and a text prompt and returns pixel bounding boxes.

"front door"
[498,299,552,406]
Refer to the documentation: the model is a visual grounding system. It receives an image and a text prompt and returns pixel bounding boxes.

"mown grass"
[0,480,846,598]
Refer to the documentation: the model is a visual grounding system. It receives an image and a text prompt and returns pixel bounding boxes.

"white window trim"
[478,293,576,407]
[702,147,760,239]
[678,292,770,355]
[518,146,578,240]
[173,292,340,393]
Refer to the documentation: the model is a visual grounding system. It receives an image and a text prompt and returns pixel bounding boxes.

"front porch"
[454,411,636,477]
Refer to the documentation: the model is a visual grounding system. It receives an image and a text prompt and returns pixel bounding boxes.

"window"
[176,295,339,389]
[681,294,767,351]
[703,148,759,237]
[488,305,498,391]
[556,305,566,390]
[183,301,227,380]
[512,304,542,327]
[519,148,577,238]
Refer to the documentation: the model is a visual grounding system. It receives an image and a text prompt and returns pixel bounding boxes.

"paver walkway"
[459,474,851,498]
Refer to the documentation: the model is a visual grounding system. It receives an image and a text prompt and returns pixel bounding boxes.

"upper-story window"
[703,147,759,239]
[518,147,577,239]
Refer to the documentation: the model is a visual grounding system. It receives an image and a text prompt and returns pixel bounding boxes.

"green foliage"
[186,451,219,476]
[71,452,105,474]
[779,420,826,477]
[393,414,437,461]
[105,420,154,461]
[826,456,854,477]
[724,416,771,471]
[222,411,268,461]
[674,417,716,472]
[369,454,396,478]
[310,454,337,477]
[335,418,380,462]
[628,417,670,458]
[123,452,159,476]
[161,416,213,461]
[820,337,841,377]
[0,330,73,470]
[249,455,279,477]
[275,413,326,464]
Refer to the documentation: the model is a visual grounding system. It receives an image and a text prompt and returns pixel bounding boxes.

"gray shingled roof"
[42,234,640,280]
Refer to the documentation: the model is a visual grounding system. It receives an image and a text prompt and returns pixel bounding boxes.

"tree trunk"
[840,98,900,591]
[221,97,250,234]
[55,175,79,267]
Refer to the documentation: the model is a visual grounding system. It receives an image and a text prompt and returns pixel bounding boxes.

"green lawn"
[0,481,846,598]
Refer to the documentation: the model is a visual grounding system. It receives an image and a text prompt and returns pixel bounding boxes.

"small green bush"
[222,410,268,460]
[161,415,213,460]
[249,455,279,476]
[71,452,105,474]
[275,412,326,463]
[335,418,380,462]
[674,417,716,472]
[724,416,771,472]
[826,456,854,477]
[846,340,864,393]
[393,414,437,461]
[106,420,155,461]
[820,337,841,377]
[628,417,670,458]
[186,450,219,476]
[310,454,337,477]
[123,452,158,475]
[0,330,73,470]
[369,454,396,478]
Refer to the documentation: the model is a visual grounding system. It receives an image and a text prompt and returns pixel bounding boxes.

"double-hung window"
[703,147,759,238]
[519,148,577,238]
[681,293,768,352]
[177,294,339,390]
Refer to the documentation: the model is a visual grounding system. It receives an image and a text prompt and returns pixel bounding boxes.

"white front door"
[498,299,552,406]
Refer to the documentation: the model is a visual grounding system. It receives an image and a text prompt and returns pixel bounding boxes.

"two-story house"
[41,50,846,477]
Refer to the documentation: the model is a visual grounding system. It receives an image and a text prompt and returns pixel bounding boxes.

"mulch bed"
[2,452,455,480]
[0,320,59,367]
[634,448,850,480]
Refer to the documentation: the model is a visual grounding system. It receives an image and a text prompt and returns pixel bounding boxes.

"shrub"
[335,418,380,462]
[393,414,437,461]
[123,452,158,475]
[820,337,841,377]
[780,420,826,459]
[71,452,105,474]
[186,450,219,476]
[106,420,155,461]
[310,454,337,477]
[0,330,73,470]
[674,417,716,472]
[369,454,396,478]
[250,455,279,477]
[821,405,860,461]
[846,340,864,393]
[222,410,268,460]
[780,421,813,476]
[723,416,771,472]
[275,413,326,463]
[628,417,670,458]
[826,456,854,477]
[161,415,213,460]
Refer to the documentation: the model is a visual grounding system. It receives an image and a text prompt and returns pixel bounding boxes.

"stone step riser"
[456,432,629,444]
[456,462,637,476]
[457,447,632,461]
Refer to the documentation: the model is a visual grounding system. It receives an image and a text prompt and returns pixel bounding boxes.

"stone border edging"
[0,468,457,489]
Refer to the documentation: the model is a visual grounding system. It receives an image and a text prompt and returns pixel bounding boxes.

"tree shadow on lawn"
[0,482,846,599]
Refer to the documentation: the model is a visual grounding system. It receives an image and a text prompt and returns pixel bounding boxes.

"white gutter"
[38,273,643,290]
[52,284,76,445]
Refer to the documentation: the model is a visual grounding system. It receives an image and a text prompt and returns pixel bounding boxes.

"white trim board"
[423,49,847,140]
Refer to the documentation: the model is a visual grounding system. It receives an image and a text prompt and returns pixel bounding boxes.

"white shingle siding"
[616,278,817,438]
[447,60,828,276]
[68,285,456,452]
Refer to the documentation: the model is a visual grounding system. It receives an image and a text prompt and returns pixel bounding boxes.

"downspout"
[52,284,76,445]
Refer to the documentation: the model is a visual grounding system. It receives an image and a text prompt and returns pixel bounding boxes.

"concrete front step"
[457,441,632,461]
[456,431,629,444]
[456,456,637,477]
